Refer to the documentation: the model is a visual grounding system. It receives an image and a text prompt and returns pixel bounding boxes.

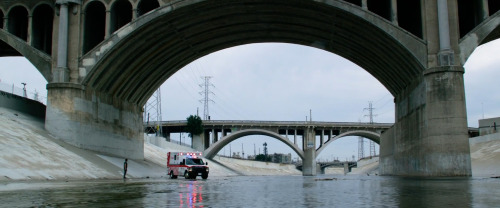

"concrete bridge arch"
[203,129,304,160]
[316,130,380,158]
[0,1,54,81]
[460,12,500,65]
[0,30,52,82]
[79,0,426,106]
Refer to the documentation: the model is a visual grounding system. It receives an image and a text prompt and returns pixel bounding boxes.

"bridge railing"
[0,82,46,105]
[144,120,394,127]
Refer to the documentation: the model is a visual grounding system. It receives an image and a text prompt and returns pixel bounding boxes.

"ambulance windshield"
[186,158,205,165]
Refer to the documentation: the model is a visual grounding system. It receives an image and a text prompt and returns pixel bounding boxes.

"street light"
[21,83,27,97]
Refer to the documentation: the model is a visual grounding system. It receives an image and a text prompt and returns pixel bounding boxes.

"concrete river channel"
[1,175,500,207]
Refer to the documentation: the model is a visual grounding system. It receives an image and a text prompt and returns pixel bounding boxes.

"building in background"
[273,153,292,164]
[479,117,500,136]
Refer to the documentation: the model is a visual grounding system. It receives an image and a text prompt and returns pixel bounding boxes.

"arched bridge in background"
[0,0,498,176]
[145,120,393,160]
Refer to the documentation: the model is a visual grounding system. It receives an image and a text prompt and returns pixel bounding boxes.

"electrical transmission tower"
[199,76,214,120]
[144,87,162,137]
[358,136,364,160]
[364,101,377,157]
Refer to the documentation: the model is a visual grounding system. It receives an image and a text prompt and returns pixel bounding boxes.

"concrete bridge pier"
[380,66,471,176]
[302,127,317,176]
[192,134,205,152]
[45,84,145,160]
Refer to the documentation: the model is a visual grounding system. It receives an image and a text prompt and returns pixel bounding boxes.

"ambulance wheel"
[184,171,191,179]
[169,171,177,179]
[202,173,208,179]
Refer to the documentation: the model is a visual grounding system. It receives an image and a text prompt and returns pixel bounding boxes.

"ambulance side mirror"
[206,162,208,165]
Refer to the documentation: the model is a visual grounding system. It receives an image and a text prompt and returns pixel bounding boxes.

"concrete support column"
[221,128,225,138]
[343,163,349,174]
[302,127,317,176]
[380,66,471,176]
[212,129,216,143]
[162,131,169,141]
[437,0,454,66]
[391,0,398,25]
[105,10,111,39]
[294,129,297,145]
[204,130,210,149]
[320,130,324,147]
[45,83,144,159]
[2,17,6,30]
[421,67,470,175]
[192,134,204,152]
[27,15,32,45]
[481,0,490,19]
[54,2,70,82]
[132,8,138,20]
[362,0,368,10]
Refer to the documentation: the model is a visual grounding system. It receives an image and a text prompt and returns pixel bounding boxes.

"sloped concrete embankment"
[470,133,500,177]
[349,157,379,175]
[0,107,239,181]
[213,156,302,176]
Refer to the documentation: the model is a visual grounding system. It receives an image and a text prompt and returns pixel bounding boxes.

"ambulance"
[167,152,209,179]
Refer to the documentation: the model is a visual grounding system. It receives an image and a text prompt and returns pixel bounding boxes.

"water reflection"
[394,178,472,207]
[470,178,500,207]
[0,176,499,207]
[179,181,204,207]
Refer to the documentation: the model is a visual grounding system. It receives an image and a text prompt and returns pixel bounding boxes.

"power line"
[179,68,201,94]
[211,90,248,119]
[174,76,198,101]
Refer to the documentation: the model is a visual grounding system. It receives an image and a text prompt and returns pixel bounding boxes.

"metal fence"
[0,82,46,105]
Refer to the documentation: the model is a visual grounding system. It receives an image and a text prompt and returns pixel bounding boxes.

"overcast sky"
[0,40,499,161]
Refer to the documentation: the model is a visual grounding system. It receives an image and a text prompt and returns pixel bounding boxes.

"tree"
[255,154,272,162]
[185,115,203,138]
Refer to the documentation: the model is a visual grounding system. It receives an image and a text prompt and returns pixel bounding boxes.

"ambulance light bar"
[179,152,202,156]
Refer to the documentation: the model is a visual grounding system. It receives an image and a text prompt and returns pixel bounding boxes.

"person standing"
[123,158,128,179]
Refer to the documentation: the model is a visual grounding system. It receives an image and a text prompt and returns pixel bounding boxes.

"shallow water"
[1,175,499,207]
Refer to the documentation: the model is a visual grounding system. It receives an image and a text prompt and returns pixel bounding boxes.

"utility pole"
[364,101,377,157]
[309,109,312,122]
[199,76,214,120]
[21,83,27,97]
[242,143,245,159]
[254,143,256,156]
